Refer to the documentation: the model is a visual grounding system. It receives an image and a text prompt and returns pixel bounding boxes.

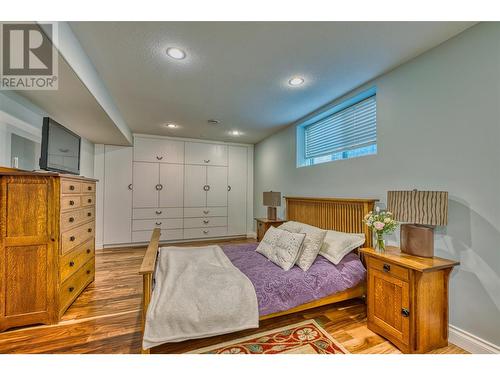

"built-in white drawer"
[183,217,227,229]
[132,218,183,231]
[183,207,227,218]
[132,229,184,243]
[183,226,227,239]
[133,207,183,220]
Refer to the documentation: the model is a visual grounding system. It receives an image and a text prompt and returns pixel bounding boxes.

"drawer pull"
[70,236,76,241]
[203,185,210,191]
[87,198,92,203]
[87,212,92,217]
[401,308,410,318]
[69,217,75,223]
[88,186,92,191]
[203,210,209,214]
[88,228,92,233]
[227,185,231,191]
[156,156,163,160]
[86,270,91,275]
[69,287,74,292]
[204,159,210,163]
[383,264,391,272]
[69,185,75,191]
[86,249,91,254]
[156,210,162,215]
[155,222,162,226]
[128,184,133,190]
[155,184,163,191]
[69,261,75,267]
[203,219,209,224]
[69,200,75,206]
[203,230,209,234]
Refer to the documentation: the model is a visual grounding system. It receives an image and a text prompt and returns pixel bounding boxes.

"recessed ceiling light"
[166,47,186,60]
[288,76,305,86]
[230,130,241,136]
[164,123,178,129]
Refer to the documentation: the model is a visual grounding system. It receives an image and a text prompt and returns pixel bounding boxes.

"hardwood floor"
[0,239,468,354]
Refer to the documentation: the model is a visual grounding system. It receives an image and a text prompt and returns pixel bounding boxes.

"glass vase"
[374,232,386,252]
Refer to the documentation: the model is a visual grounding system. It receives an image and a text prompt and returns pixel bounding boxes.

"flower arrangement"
[363,206,399,251]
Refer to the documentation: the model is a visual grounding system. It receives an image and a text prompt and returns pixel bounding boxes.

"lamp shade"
[263,191,281,207]
[387,190,448,226]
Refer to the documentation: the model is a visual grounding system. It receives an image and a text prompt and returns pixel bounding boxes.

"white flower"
[384,217,391,223]
[297,328,319,341]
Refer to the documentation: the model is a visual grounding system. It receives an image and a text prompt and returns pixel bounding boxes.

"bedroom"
[0,0,499,372]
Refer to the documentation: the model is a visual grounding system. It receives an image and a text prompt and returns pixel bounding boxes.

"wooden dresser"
[254,218,286,242]
[0,168,97,332]
[360,247,459,353]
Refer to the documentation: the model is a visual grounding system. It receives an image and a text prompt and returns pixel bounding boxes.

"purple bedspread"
[222,243,366,316]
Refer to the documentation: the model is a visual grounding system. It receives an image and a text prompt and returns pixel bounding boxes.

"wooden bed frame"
[139,197,377,353]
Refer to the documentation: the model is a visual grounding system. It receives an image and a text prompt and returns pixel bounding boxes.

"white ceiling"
[67,22,475,144]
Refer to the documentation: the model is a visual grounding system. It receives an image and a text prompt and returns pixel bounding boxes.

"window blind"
[304,95,376,159]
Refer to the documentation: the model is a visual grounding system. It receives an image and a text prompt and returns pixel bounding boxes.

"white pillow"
[319,230,366,265]
[277,221,302,233]
[256,226,305,271]
[295,225,327,271]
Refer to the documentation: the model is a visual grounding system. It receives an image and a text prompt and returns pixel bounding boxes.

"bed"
[139,197,377,353]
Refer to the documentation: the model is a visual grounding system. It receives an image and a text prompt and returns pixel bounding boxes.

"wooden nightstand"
[254,218,286,242]
[359,247,459,353]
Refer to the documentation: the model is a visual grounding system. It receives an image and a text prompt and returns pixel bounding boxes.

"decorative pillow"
[256,226,305,271]
[277,221,303,233]
[319,230,366,265]
[294,224,327,271]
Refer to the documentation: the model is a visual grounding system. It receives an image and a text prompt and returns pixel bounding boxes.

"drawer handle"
[69,200,75,206]
[69,261,75,267]
[155,222,162,226]
[69,217,75,223]
[156,210,162,215]
[156,156,163,160]
[88,228,92,233]
[401,308,410,318]
[383,264,391,272]
[203,210,209,214]
[69,287,74,292]
[87,198,92,203]
[203,230,209,234]
[155,184,163,191]
[87,212,92,217]
[203,184,210,191]
[86,270,91,275]
[87,186,92,191]
[69,185,75,191]
[203,219,209,224]
[70,236,76,241]
[86,249,91,254]
[227,185,231,192]
[128,184,133,190]
[204,159,210,163]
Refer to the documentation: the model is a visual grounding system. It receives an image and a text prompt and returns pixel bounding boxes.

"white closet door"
[103,145,133,245]
[133,162,159,208]
[159,164,184,207]
[134,137,184,163]
[227,146,247,235]
[184,165,206,207]
[207,166,228,207]
[185,142,228,166]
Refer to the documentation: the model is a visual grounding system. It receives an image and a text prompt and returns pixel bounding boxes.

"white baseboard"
[247,232,257,239]
[95,243,104,250]
[449,324,500,354]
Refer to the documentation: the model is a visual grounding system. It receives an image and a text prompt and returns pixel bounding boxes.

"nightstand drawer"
[367,257,409,281]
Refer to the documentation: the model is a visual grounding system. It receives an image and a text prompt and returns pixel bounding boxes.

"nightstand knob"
[401,308,410,317]
[383,263,391,272]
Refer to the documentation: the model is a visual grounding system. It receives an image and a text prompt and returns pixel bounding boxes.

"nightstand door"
[368,269,410,345]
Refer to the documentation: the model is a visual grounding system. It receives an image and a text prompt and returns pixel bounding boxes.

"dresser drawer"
[132,229,184,243]
[82,182,95,193]
[183,217,227,228]
[183,207,227,218]
[132,218,183,231]
[81,194,95,207]
[59,258,95,314]
[367,257,409,281]
[61,207,95,232]
[59,239,95,282]
[61,195,81,211]
[61,222,95,255]
[61,180,82,194]
[183,226,227,239]
[133,207,183,220]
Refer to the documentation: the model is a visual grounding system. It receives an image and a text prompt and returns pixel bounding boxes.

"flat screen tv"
[40,117,81,175]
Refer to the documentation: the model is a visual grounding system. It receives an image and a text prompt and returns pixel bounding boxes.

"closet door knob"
[227,185,231,191]
[128,184,133,190]
[203,185,210,191]
[155,184,163,191]
[204,159,210,163]
[155,210,162,215]
[156,156,163,160]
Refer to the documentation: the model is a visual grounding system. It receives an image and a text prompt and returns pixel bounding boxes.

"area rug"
[187,319,349,354]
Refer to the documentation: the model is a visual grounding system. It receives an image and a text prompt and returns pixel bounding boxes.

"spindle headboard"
[284,197,378,248]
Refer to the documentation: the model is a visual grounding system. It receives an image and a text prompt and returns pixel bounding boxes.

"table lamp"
[263,191,281,220]
[387,190,448,257]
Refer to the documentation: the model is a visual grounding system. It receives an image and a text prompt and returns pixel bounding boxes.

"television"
[40,117,81,175]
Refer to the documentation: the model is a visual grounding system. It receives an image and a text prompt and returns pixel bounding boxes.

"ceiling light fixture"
[164,123,178,129]
[166,47,186,60]
[288,76,305,86]
[230,130,241,136]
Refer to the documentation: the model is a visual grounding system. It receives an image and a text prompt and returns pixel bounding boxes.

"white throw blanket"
[143,245,259,349]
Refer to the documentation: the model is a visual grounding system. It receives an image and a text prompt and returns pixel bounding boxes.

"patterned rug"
[187,319,349,354]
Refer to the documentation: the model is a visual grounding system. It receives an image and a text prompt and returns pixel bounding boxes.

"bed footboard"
[139,228,161,354]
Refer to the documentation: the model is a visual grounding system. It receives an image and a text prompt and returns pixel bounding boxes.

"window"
[297,87,377,167]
